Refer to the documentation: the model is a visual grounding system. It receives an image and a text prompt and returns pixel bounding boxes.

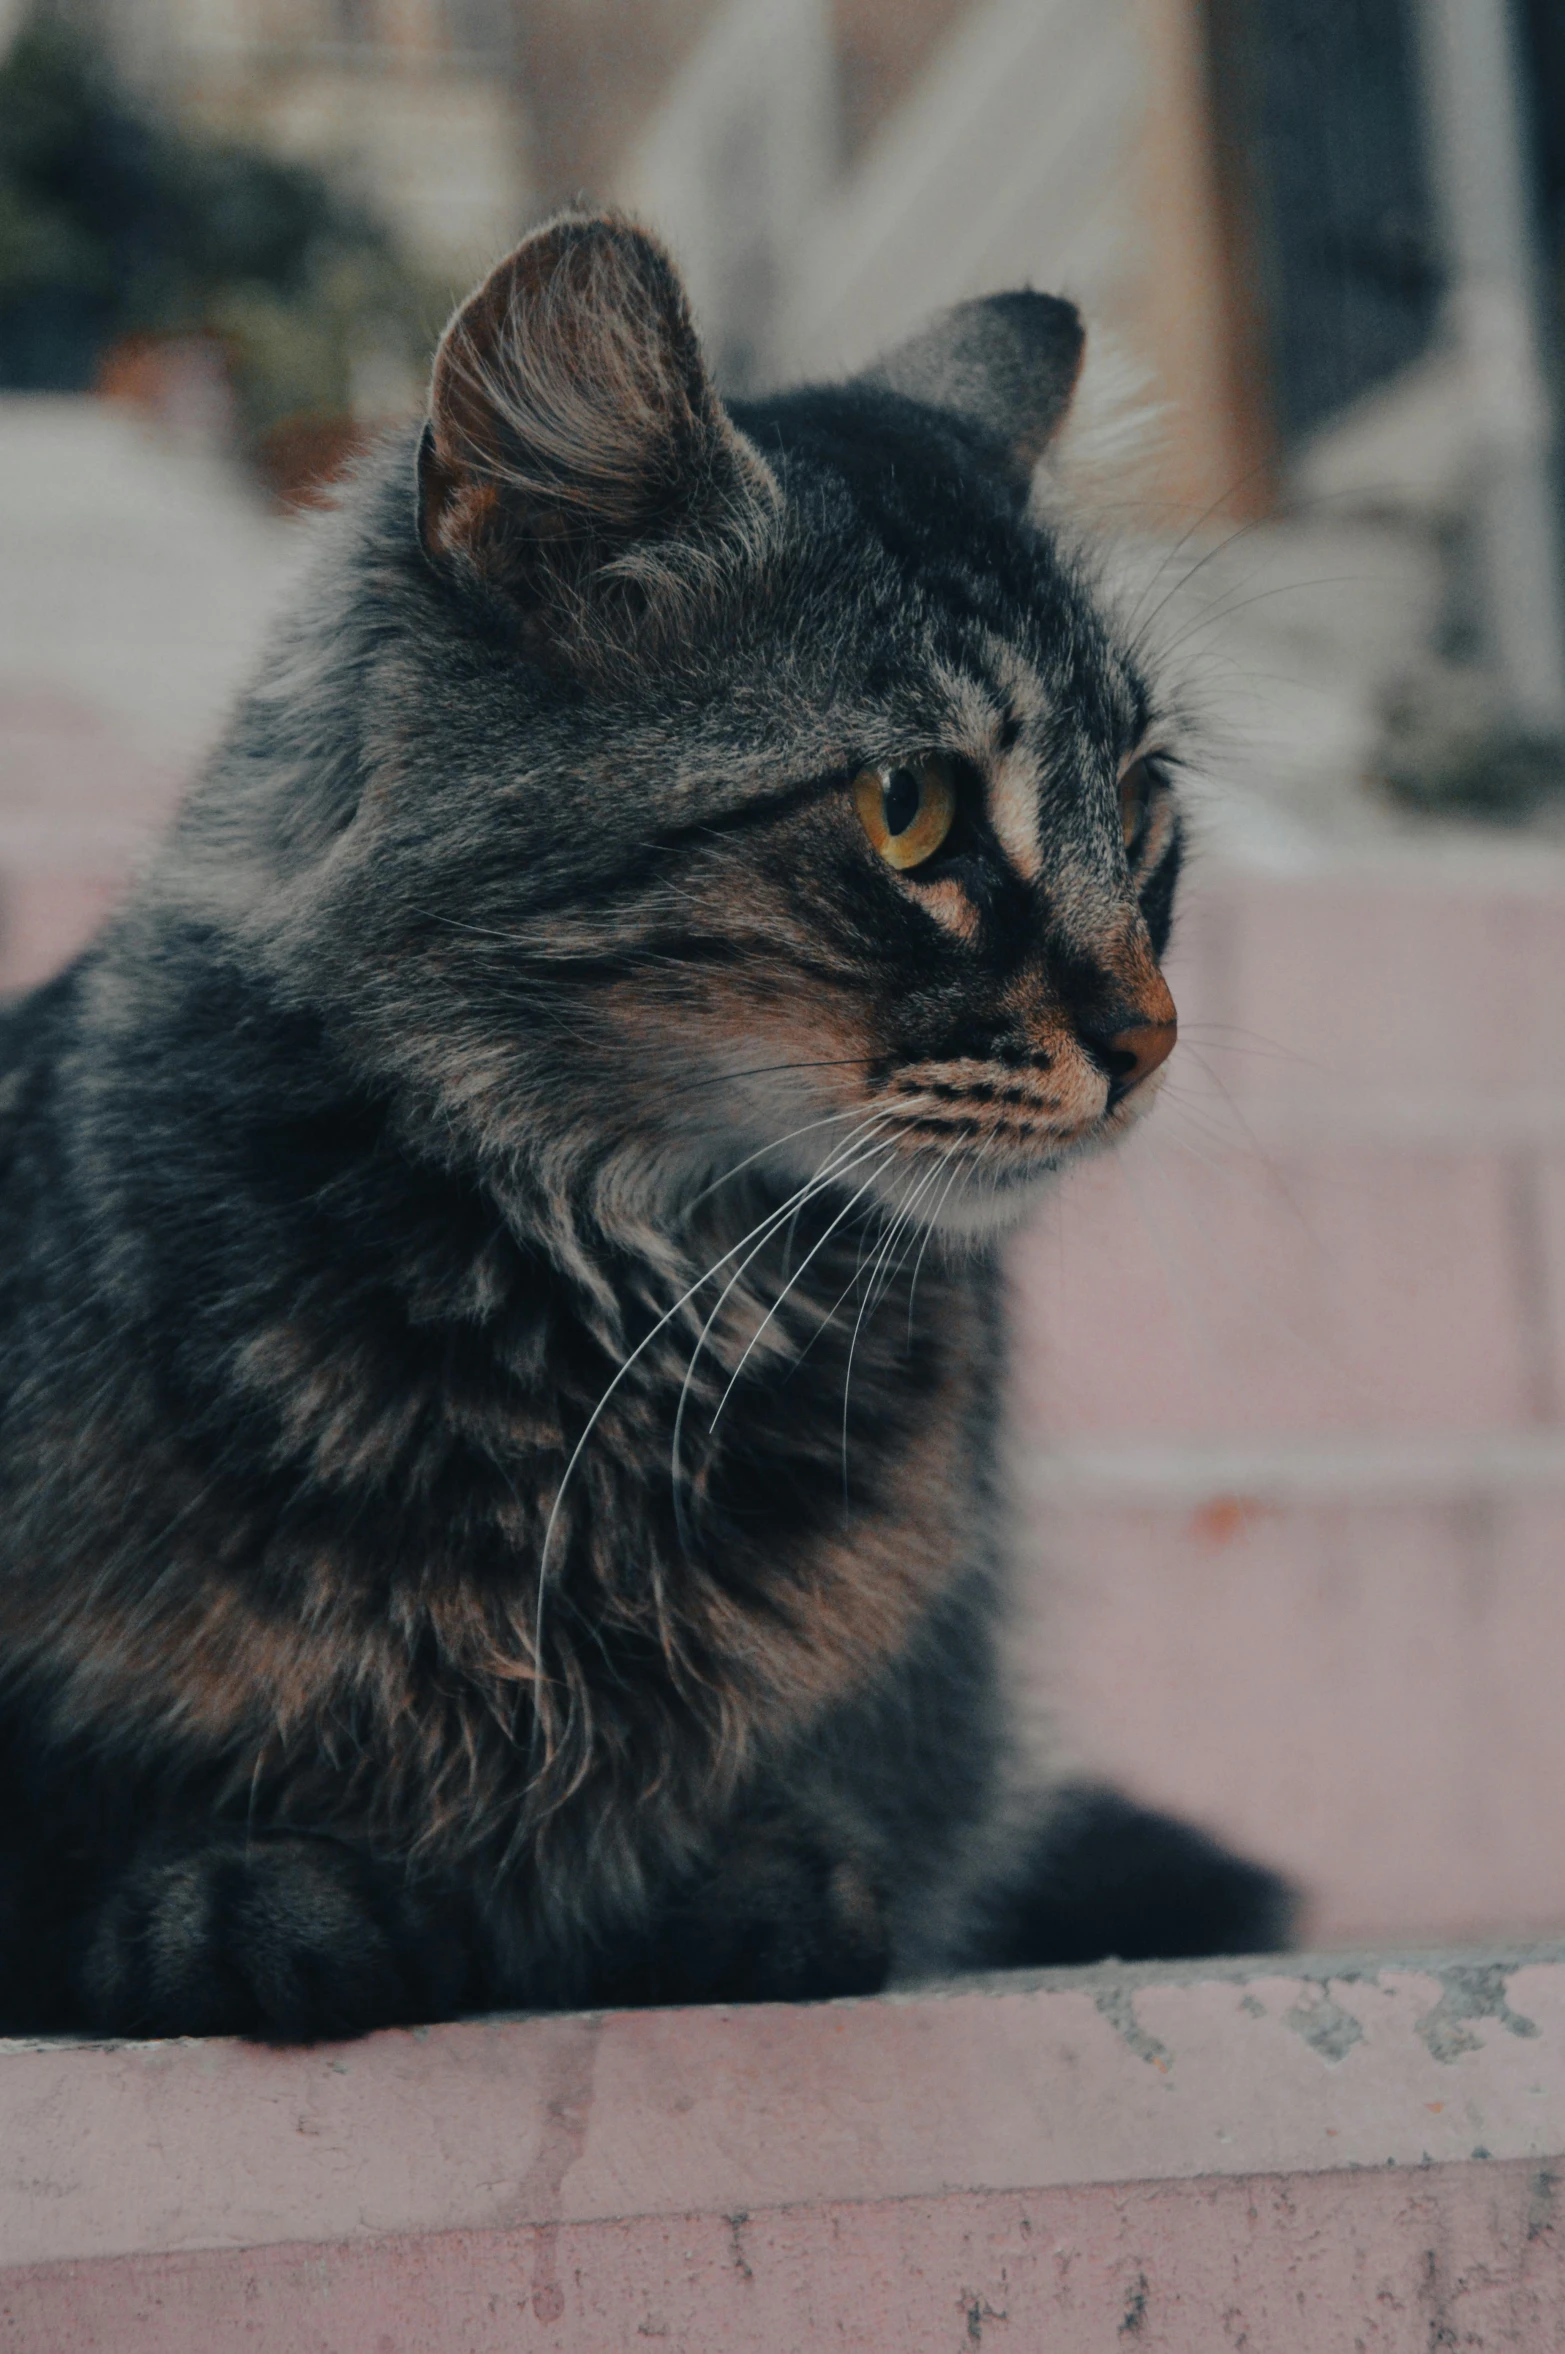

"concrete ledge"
[4,1946,1563,2350]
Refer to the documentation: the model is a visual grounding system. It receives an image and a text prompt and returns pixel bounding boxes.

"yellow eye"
[1118,756,1155,859]
[853,755,957,871]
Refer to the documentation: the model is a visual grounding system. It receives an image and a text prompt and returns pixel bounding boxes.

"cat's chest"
[526,1242,997,1722]
[94,1223,997,1773]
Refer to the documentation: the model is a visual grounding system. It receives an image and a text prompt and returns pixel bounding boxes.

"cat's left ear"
[863,291,1085,489]
[417,212,775,666]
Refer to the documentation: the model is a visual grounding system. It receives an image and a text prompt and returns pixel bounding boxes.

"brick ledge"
[2,1946,1563,2350]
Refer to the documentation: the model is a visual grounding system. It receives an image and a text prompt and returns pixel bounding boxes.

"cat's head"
[285,214,1182,1235]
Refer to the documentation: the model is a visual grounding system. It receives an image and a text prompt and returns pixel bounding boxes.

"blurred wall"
[51,0,1269,518]
[616,0,837,393]
[24,0,1564,551]
[75,0,531,284]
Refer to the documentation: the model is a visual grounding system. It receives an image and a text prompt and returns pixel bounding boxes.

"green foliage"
[0,14,434,442]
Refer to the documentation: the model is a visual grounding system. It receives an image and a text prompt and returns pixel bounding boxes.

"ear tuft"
[864,291,1086,485]
[417,213,771,660]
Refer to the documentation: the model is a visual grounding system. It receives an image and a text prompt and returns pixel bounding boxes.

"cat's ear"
[417,213,774,663]
[863,291,1085,486]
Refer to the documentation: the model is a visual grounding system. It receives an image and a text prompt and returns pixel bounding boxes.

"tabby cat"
[0,215,1289,2039]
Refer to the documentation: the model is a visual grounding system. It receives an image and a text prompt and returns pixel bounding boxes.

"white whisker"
[708,1148,902,1430]
[533,1122,893,1712]
[903,1139,978,1344]
[839,1152,949,1499]
[668,1118,896,1551]
[683,1104,871,1211]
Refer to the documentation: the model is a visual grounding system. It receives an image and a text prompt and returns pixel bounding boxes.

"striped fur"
[0,218,1288,2038]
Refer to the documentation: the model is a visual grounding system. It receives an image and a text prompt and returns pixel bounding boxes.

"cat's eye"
[1118,756,1161,861]
[853,755,957,871]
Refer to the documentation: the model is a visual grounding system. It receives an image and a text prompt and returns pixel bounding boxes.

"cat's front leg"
[77,1833,473,2041]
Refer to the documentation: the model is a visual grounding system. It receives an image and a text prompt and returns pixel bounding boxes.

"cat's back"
[0,958,109,1366]
[0,960,88,1182]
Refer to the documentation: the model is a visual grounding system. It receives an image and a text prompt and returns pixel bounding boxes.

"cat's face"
[337,218,1180,1236]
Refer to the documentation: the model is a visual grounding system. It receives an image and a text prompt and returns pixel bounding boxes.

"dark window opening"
[1205,0,1443,448]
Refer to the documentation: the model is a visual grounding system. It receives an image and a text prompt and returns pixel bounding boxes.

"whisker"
[1113,454,1276,627]
[683,1104,875,1210]
[865,1150,948,1322]
[532,1125,893,1706]
[774,1150,946,1396]
[708,1148,901,1430]
[668,1119,895,1549]
[903,1139,978,1342]
[839,1153,950,1499]
[1152,575,1369,664]
[1178,1022,1326,1075]
[1119,467,1302,661]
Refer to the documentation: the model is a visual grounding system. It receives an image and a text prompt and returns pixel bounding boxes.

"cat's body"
[0,219,1289,2038]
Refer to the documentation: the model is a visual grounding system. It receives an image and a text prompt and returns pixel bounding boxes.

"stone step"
[3,1948,1562,2351]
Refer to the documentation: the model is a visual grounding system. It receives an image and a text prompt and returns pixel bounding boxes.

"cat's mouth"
[686,996,1174,1236]
[854,969,1177,1224]
[781,1040,1157,1242]
[854,1046,1171,1229]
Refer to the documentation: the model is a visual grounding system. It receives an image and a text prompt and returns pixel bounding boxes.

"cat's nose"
[1096,1014,1177,1101]
[1080,974,1177,1104]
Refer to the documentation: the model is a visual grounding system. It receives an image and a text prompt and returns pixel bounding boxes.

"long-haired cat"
[0,215,1290,2038]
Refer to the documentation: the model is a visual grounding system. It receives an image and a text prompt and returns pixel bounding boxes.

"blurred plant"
[1375,665,1565,821]
[0,12,436,492]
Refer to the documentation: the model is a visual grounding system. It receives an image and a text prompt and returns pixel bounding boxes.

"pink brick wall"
[1013,1139,1539,1437]
[1009,852,1565,1945]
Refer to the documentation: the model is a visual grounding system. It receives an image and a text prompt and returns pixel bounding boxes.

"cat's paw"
[610,1822,892,2007]
[78,1835,470,2041]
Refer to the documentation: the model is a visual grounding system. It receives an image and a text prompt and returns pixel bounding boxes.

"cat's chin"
[727,1092,1158,1244]
[876,1089,1162,1238]
[849,1143,1074,1241]
[904,1153,1079,1238]
[917,1171,1062,1237]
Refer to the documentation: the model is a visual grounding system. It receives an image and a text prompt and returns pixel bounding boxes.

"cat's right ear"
[417,213,775,668]
[863,291,1086,491]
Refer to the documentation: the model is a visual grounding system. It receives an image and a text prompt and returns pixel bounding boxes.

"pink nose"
[1100,1013,1178,1099]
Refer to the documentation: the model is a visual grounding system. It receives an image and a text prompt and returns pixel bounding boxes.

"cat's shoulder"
[0,959,86,1107]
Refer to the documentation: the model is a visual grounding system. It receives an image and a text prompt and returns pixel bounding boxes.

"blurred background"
[4,0,1565,1954]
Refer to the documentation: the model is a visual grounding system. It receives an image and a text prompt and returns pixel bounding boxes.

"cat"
[0,213,1291,2040]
